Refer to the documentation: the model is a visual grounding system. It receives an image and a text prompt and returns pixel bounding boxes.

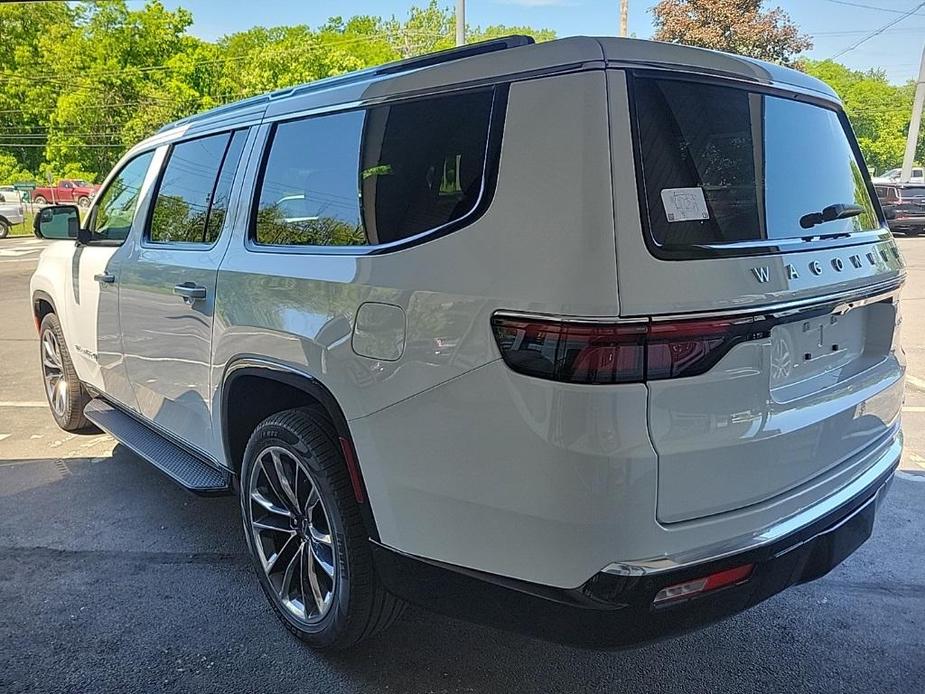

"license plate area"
[769,302,893,403]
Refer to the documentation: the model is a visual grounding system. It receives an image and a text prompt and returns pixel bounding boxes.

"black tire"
[32,195,47,206]
[0,220,8,239]
[39,313,93,432]
[77,195,90,208]
[240,407,404,649]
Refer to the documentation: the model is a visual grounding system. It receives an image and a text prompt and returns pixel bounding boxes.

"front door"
[61,150,159,410]
[118,130,249,460]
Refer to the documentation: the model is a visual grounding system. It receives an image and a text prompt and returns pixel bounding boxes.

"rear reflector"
[653,564,754,606]
[339,436,366,504]
[490,313,771,384]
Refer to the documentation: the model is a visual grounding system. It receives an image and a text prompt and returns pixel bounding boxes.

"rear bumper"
[889,217,925,231]
[372,450,898,649]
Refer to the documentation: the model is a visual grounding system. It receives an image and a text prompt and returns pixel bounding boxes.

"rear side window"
[631,76,880,257]
[253,89,495,248]
[149,130,246,245]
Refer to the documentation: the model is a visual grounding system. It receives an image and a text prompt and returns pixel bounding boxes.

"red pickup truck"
[31,179,100,207]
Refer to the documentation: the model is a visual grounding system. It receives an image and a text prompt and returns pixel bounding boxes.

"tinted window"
[254,89,494,247]
[150,131,245,245]
[256,110,365,246]
[91,151,155,242]
[205,131,247,242]
[633,77,879,255]
[900,187,925,199]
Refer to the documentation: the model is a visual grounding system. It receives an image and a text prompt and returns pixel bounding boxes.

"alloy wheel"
[41,329,68,416]
[247,446,336,623]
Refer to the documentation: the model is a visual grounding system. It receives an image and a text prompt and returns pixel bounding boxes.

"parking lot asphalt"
[0,235,922,694]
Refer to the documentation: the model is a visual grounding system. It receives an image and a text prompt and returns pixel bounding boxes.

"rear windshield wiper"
[799,203,865,230]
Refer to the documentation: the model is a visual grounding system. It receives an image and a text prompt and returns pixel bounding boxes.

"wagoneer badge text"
[750,245,900,284]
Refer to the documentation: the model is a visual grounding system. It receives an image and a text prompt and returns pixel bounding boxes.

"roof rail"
[157,35,535,134]
[376,34,534,75]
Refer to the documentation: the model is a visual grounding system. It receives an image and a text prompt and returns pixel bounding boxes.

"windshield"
[632,75,880,256]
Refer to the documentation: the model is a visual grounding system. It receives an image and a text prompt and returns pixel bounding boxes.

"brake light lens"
[653,563,754,606]
[491,313,770,384]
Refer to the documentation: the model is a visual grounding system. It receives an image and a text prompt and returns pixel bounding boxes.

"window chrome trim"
[492,274,903,327]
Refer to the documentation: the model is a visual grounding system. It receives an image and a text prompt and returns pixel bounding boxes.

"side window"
[149,130,246,245]
[255,111,366,246]
[253,88,494,247]
[90,151,156,242]
[205,130,247,242]
[361,90,493,244]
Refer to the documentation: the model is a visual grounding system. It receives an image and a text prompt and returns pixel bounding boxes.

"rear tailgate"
[607,69,905,523]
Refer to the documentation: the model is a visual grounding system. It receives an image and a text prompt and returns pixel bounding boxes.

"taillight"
[491,313,771,384]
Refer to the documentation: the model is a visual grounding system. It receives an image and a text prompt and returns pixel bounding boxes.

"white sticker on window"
[660,187,709,222]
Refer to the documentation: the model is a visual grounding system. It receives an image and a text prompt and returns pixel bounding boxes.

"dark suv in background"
[876,183,925,235]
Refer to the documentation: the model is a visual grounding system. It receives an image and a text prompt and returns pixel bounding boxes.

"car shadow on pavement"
[1,445,922,694]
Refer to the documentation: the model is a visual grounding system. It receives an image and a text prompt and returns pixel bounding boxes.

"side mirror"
[33,204,80,240]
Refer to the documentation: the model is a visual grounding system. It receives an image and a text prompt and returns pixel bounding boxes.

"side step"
[84,399,232,496]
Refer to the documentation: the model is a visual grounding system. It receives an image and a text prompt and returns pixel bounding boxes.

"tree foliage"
[0,0,554,183]
[0,0,920,183]
[651,0,812,66]
[803,60,923,174]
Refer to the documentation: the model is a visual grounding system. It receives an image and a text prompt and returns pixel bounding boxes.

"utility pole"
[620,0,629,37]
[901,43,925,181]
[456,0,466,47]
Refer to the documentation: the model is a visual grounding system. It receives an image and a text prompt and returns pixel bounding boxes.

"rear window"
[632,76,880,257]
[254,89,495,248]
[899,187,925,199]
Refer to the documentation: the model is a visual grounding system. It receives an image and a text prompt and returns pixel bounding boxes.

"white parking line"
[0,434,9,442]
[0,401,46,408]
[906,373,925,391]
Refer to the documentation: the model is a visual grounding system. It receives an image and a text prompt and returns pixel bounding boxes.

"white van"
[31,36,904,649]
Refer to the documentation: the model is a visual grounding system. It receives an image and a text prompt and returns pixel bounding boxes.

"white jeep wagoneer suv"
[30,36,904,649]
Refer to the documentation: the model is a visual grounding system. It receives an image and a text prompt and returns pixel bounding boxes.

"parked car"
[876,183,925,234]
[31,179,99,207]
[30,36,905,650]
[0,192,25,238]
[0,185,25,203]
[872,167,924,184]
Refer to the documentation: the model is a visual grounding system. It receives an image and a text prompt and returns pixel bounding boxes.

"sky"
[153,0,925,84]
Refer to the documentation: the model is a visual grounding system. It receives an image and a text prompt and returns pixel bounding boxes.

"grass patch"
[8,210,36,237]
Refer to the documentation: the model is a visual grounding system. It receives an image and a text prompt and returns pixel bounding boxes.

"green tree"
[0,1,556,181]
[651,0,812,66]
[0,153,34,185]
[0,2,76,173]
[803,59,923,173]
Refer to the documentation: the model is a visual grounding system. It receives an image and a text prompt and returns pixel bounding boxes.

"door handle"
[173,282,207,301]
[94,273,115,284]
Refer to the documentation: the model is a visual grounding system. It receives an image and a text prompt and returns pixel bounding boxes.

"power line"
[0,30,443,82]
[0,143,123,148]
[821,0,925,14]
[830,1,925,59]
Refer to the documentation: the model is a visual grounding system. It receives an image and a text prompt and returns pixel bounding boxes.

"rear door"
[118,129,249,459]
[607,70,905,523]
